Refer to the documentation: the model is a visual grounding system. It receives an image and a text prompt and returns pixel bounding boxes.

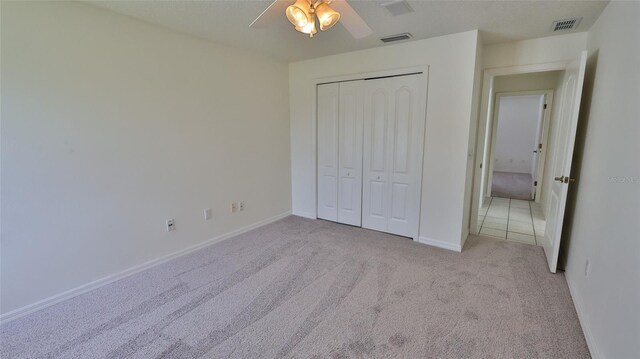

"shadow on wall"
[558,50,599,270]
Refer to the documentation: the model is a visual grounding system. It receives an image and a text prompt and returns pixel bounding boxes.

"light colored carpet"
[0,216,589,358]
[492,171,534,200]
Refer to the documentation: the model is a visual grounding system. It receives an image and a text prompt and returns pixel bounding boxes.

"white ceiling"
[89,0,608,62]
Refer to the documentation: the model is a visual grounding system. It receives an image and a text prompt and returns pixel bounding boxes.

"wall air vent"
[380,33,413,43]
[552,17,582,31]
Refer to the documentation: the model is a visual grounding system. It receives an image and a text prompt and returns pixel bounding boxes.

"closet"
[317,73,427,239]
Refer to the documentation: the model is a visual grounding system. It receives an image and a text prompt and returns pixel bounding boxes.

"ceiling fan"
[250,0,373,39]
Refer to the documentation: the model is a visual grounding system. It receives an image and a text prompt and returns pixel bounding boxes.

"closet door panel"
[391,183,409,220]
[362,73,427,238]
[369,181,386,217]
[371,91,388,171]
[362,87,390,232]
[387,82,414,235]
[393,88,412,173]
[317,83,340,221]
[337,81,363,226]
[387,75,427,238]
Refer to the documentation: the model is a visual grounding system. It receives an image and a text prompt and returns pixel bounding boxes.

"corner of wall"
[461,29,485,242]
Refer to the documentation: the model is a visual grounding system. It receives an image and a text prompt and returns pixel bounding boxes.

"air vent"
[552,17,582,31]
[381,0,414,16]
[380,33,413,43]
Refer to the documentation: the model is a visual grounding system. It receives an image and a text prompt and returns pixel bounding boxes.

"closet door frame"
[313,66,429,240]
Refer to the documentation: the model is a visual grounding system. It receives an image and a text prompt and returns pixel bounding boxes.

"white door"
[543,51,588,273]
[362,74,427,238]
[337,81,364,226]
[317,83,339,221]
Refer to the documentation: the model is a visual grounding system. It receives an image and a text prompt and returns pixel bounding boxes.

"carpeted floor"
[492,171,534,200]
[0,216,589,358]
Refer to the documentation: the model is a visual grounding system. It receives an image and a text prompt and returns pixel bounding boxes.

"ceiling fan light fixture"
[295,13,317,37]
[286,0,312,28]
[315,2,340,31]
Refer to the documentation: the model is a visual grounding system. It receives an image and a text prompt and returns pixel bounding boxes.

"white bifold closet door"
[337,81,364,226]
[317,73,426,238]
[362,74,427,238]
[316,81,364,225]
[317,83,340,221]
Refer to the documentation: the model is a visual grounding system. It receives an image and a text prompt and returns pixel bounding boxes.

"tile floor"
[477,197,546,246]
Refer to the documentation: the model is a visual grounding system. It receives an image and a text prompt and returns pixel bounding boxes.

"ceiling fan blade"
[329,0,373,39]
[249,0,291,28]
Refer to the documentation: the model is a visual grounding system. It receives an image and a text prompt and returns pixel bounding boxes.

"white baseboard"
[417,236,462,252]
[0,211,292,325]
[565,271,601,359]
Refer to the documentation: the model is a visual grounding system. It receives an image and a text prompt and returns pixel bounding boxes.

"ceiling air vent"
[381,0,414,16]
[552,17,582,32]
[381,33,413,43]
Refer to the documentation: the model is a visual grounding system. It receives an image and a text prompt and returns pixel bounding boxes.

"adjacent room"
[2,1,638,358]
[490,93,545,201]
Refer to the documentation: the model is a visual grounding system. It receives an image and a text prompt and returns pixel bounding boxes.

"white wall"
[461,33,484,244]
[493,71,562,93]
[493,95,542,174]
[1,2,291,315]
[484,32,588,69]
[290,30,480,250]
[561,2,640,358]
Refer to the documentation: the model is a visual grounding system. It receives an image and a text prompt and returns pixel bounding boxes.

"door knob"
[554,176,576,184]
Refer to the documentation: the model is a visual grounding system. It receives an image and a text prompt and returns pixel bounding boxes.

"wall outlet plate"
[239,202,245,211]
[230,202,238,213]
[204,208,211,220]
[166,219,175,231]
[584,259,590,277]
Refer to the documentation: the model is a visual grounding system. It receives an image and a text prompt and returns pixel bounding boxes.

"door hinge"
[480,163,483,169]
[544,103,548,109]
[538,143,543,149]
[534,181,538,186]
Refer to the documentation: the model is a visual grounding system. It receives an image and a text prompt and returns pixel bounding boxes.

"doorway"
[478,86,554,246]
[470,51,588,273]
[488,93,550,201]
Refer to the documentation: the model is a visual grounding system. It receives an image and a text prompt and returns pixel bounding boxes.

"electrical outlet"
[230,202,238,213]
[239,202,245,211]
[204,208,211,220]
[166,219,175,232]
[584,259,590,277]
